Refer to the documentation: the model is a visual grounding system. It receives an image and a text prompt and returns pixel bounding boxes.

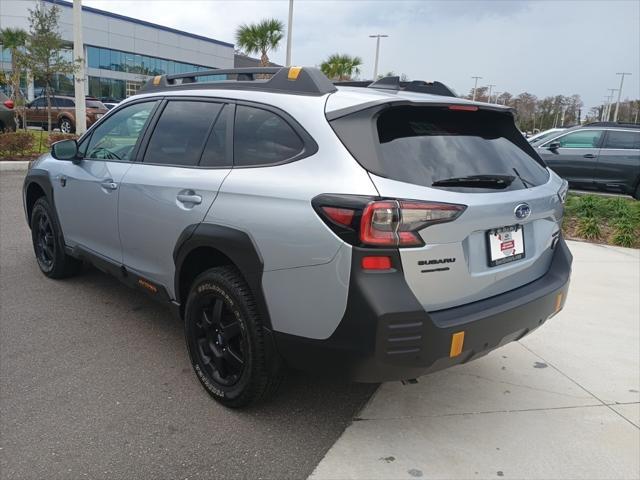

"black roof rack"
[334,76,457,97]
[582,121,639,129]
[139,67,337,96]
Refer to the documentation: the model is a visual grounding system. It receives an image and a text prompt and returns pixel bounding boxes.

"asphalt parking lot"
[0,171,377,480]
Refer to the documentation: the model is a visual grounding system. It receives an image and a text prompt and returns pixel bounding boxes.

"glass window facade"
[86,45,214,76]
[88,76,126,102]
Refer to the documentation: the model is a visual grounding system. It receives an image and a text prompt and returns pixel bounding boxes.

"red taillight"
[449,105,478,111]
[3,99,14,109]
[314,195,466,248]
[321,206,355,226]
[360,200,465,247]
[361,256,392,270]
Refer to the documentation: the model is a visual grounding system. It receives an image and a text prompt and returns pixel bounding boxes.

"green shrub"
[46,132,78,147]
[0,131,35,158]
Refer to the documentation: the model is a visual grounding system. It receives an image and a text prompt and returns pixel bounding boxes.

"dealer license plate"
[487,225,525,267]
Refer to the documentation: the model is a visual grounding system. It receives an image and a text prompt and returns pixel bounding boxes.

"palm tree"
[320,54,363,81]
[0,27,28,129]
[235,19,284,67]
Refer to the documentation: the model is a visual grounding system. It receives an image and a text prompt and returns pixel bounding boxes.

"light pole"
[73,0,87,134]
[285,0,294,66]
[369,34,388,80]
[613,72,631,122]
[486,84,495,103]
[606,89,617,121]
[600,97,610,121]
[493,91,501,104]
[471,76,482,101]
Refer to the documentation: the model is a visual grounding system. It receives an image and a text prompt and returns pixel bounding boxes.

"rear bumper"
[274,236,572,382]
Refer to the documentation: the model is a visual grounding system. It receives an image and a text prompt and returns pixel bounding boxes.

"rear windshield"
[331,105,549,192]
[86,100,106,109]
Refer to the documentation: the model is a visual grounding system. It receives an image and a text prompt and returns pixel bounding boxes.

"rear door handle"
[101,181,118,190]
[583,154,596,159]
[177,194,202,205]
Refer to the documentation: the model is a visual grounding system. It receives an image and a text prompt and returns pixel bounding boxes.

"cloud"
[83,0,639,109]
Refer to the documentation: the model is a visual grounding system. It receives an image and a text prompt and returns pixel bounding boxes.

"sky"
[83,0,640,111]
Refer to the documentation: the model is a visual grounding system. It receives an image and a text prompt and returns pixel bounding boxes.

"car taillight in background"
[3,99,14,109]
[314,195,466,248]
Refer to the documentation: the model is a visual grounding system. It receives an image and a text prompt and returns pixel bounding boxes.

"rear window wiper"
[431,175,515,189]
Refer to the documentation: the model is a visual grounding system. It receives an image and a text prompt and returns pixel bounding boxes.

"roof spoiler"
[139,67,337,96]
[334,76,457,97]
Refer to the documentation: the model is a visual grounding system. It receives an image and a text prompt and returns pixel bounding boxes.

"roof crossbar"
[334,76,457,98]
[139,67,337,96]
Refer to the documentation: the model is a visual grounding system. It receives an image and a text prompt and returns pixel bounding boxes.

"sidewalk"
[311,241,640,480]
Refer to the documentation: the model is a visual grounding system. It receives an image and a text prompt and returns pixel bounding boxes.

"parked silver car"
[23,67,572,407]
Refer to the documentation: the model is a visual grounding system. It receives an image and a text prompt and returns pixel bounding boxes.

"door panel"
[594,131,640,192]
[118,165,229,295]
[53,160,132,262]
[118,99,232,296]
[537,129,604,185]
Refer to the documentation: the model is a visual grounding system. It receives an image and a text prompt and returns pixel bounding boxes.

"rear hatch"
[329,100,566,311]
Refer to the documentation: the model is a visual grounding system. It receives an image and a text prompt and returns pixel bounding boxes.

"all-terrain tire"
[184,266,283,408]
[30,197,82,278]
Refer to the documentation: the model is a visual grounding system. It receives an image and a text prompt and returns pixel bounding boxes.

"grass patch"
[563,193,640,248]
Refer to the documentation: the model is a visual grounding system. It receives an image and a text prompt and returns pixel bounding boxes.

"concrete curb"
[0,161,29,172]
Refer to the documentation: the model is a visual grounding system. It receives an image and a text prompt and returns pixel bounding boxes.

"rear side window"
[234,105,303,166]
[369,106,549,191]
[200,106,229,168]
[603,130,640,150]
[144,101,223,166]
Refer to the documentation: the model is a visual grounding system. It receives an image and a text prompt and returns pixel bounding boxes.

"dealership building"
[0,0,235,101]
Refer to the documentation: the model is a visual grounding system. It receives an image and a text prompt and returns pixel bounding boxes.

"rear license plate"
[487,225,525,267]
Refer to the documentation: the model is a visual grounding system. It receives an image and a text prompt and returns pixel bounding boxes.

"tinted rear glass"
[374,107,549,191]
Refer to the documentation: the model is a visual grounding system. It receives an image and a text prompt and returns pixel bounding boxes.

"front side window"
[143,101,223,167]
[84,101,157,161]
[234,105,304,166]
[553,130,603,148]
[603,130,640,150]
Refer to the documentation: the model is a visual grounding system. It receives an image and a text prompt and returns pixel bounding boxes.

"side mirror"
[51,139,80,162]
[548,142,561,151]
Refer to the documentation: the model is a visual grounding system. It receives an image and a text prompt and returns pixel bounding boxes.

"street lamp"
[486,84,495,103]
[471,76,482,101]
[285,0,294,66]
[369,34,388,80]
[613,72,631,122]
[73,0,87,134]
[606,89,618,121]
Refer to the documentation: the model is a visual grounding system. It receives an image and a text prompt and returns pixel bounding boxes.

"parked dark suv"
[23,96,108,133]
[533,123,640,199]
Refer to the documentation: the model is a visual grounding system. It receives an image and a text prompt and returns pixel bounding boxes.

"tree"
[0,27,28,129]
[320,54,363,81]
[235,19,284,67]
[20,3,79,132]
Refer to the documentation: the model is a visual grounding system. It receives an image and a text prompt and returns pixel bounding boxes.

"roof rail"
[334,76,457,97]
[582,121,639,129]
[139,67,337,96]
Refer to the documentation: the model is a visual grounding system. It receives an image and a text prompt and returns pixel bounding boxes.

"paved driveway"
[0,171,376,480]
[312,241,640,479]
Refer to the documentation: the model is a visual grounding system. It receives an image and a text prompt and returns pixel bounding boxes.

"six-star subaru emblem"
[514,203,531,220]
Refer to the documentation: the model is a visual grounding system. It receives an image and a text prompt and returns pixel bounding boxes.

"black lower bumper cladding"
[275,236,572,382]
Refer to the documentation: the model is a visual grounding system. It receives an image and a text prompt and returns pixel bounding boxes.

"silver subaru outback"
[23,67,572,408]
